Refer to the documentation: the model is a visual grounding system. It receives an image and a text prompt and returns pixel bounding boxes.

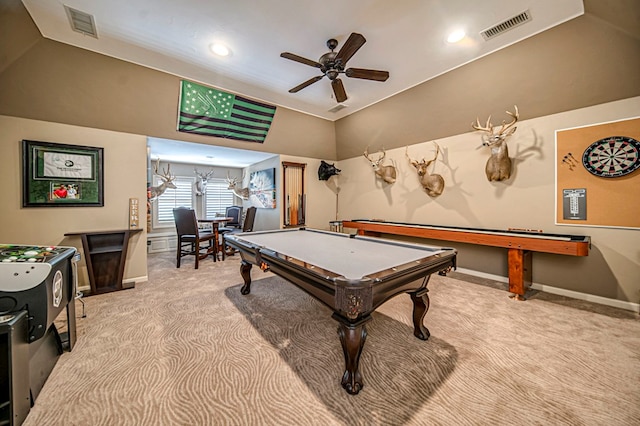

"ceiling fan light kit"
[280,32,389,103]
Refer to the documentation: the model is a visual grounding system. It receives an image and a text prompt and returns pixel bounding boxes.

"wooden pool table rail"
[341,220,590,299]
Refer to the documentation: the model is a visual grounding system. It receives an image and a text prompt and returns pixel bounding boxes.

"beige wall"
[0,3,337,161]
[238,155,338,232]
[337,97,640,305]
[0,115,148,289]
[243,156,282,231]
[1,1,639,307]
[334,11,640,160]
[279,155,339,231]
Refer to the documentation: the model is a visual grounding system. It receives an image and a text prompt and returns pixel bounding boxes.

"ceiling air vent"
[64,5,98,38]
[480,10,531,41]
[328,103,348,113]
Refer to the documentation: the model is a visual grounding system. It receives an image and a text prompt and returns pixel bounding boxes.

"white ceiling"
[147,137,277,167]
[22,0,584,121]
[21,0,584,166]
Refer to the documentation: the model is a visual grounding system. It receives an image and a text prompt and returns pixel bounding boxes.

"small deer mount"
[472,105,519,182]
[148,159,176,201]
[406,142,445,197]
[226,172,250,200]
[363,147,397,184]
[193,168,214,196]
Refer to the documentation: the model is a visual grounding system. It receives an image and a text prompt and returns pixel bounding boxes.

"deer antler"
[472,105,519,142]
[363,147,373,163]
[405,146,418,166]
[153,159,174,182]
[195,168,214,179]
[472,115,494,133]
[431,141,441,162]
[497,105,519,136]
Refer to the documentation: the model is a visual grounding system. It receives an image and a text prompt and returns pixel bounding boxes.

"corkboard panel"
[555,117,640,229]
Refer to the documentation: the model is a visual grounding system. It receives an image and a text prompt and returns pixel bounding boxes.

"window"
[204,178,236,218]
[153,176,194,228]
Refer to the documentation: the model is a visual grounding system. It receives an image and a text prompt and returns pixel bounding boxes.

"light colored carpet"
[24,251,640,425]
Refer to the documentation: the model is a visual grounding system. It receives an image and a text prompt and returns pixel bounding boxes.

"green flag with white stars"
[178,80,276,143]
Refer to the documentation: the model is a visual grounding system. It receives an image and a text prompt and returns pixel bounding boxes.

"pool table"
[224,228,457,394]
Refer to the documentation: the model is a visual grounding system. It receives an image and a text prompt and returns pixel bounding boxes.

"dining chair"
[218,205,243,254]
[223,206,257,256]
[172,207,216,269]
[223,206,243,229]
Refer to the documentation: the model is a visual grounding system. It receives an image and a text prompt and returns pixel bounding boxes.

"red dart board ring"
[582,136,640,178]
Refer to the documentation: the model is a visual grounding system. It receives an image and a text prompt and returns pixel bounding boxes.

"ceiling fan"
[280,32,390,103]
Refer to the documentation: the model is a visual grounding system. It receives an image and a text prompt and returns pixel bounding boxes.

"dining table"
[197,217,233,260]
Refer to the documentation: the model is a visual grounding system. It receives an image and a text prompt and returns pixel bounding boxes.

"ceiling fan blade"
[280,52,323,68]
[335,32,366,65]
[289,75,324,93]
[345,68,390,81]
[331,78,348,103]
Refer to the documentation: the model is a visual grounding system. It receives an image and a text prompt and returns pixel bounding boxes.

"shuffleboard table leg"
[508,249,532,301]
[240,261,253,295]
[335,316,370,395]
[410,286,431,340]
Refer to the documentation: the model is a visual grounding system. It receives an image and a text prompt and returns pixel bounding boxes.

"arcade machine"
[0,244,80,425]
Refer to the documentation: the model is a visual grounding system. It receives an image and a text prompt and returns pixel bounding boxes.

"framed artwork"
[249,168,276,209]
[22,140,104,207]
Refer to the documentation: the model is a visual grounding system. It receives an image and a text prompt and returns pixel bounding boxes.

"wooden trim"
[342,220,590,298]
[342,221,590,256]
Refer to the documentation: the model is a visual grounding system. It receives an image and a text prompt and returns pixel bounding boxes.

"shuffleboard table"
[224,228,457,395]
[342,220,591,300]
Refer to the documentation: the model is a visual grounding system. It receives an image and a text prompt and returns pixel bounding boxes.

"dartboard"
[582,136,640,178]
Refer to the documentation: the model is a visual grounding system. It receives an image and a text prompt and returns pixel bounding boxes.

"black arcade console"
[0,244,79,425]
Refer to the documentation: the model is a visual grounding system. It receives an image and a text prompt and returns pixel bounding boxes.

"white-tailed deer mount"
[149,160,176,201]
[406,142,445,197]
[472,105,519,182]
[363,147,397,184]
[226,172,250,200]
[193,168,214,196]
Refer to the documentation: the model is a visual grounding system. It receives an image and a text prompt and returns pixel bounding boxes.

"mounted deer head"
[148,159,176,201]
[472,105,519,182]
[226,172,250,200]
[193,168,214,196]
[406,142,445,197]
[363,147,397,184]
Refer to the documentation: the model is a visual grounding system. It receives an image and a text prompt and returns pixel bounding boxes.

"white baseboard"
[77,275,148,294]
[147,233,177,253]
[456,268,639,313]
[124,275,148,284]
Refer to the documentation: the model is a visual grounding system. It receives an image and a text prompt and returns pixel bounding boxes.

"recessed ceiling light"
[210,43,230,56]
[447,29,466,43]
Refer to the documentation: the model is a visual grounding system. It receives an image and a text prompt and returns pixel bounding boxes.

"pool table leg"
[410,287,431,340]
[335,316,370,395]
[240,261,253,295]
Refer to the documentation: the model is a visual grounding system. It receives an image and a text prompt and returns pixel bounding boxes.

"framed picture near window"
[22,140,104,207]
[249,168,276,209]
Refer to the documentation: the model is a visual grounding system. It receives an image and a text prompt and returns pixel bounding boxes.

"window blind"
[204,179,235,218]
[154,176,194,227]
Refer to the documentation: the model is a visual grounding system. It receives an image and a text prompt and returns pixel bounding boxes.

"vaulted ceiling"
[22,0,585,121]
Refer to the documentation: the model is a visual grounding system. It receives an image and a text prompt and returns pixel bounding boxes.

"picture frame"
[22,140,104,207]
[249,168,276,209]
